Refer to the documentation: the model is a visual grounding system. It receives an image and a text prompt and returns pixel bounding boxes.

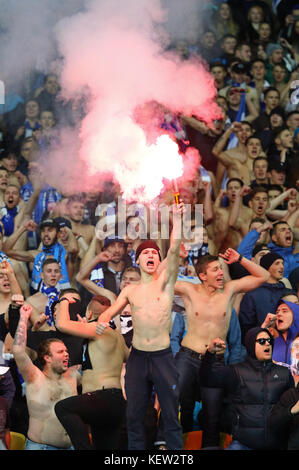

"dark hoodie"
[201,327,294,449]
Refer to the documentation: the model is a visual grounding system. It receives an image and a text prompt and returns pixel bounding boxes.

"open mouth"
[147,260,154,267]
[276,318,284,327]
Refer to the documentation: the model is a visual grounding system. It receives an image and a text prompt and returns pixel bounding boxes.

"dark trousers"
[125,346,183,450]
[55,388,126,450]
[175,347,225,448]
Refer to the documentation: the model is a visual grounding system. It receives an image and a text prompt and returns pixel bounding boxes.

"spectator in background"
[208,2,240,41]
[14,99,41,145]
[239,252,289,343]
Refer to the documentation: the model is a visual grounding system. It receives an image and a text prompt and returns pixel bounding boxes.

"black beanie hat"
[245,327,274,359]
[260,252,284,271]
[135,241,161,261]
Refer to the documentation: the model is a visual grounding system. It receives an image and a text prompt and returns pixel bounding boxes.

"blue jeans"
[226,440,253,450]
[25,438,74,450]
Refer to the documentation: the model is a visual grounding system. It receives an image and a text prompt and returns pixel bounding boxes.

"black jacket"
[269,383,299,450]
[201,351,294,449]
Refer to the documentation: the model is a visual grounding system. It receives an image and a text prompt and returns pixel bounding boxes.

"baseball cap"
[231,62,246,74]
[54,217,72,230]
[39,218,59,230]
[268,160,286,173]
[103,235,126,249]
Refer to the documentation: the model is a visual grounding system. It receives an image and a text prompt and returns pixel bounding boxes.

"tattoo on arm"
[14,316,28,347]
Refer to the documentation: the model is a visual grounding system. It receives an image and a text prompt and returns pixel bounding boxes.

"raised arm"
[12,304,40,383]
[76,251,116,304]
[220,247,270,294]
[55,294,98,339]
[163,202,184,291]
[96,286,130,324]
[3,220,38,263]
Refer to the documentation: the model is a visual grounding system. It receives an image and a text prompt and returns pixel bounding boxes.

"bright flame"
[114,134,183,203]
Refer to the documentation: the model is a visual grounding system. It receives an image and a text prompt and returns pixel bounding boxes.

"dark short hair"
[226,177,244,188]
[59,288,80,299]
[248,186,268,200]
[250,217,266,227]
[264,86,280,98]
[268,184,283,194]
[195,255,219,276]
[252,243,269,257]
[252,156,268,168]
[42,258,60,271]
[270,220,290,238]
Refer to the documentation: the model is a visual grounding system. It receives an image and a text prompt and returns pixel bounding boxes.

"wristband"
[238,254,243,262]
[59,297,70,303]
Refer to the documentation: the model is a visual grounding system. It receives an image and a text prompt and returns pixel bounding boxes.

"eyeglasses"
[255,338,273,346]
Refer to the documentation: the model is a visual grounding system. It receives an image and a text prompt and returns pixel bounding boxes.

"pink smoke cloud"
[47,0,221,202]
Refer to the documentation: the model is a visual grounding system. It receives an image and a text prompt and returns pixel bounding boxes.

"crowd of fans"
[0,0,299,452]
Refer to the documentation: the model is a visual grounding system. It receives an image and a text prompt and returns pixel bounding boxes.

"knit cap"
[266,43,283,57]
[135,241,161,261]
[260,252,284,271]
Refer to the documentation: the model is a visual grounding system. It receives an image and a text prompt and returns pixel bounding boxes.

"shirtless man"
[228,185,271,243]
[12,303,80,450]
[96,204,184,450]
[213,178,252,251]
[54,293,129,450]
[174,248,269,447]
[214,135,264,186]
[64,195,95,246]
[212,121,253,187]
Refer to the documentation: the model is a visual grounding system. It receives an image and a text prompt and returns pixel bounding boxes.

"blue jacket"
[238,231,299,278]
[238,229,260,259]
[273,301,299,366]
[239,281,290,343]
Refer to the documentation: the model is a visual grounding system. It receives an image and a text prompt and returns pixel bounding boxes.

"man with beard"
[3,218,71,293]
[86,235,132,297]
[12,303,80,450]
[54,292,129,450]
